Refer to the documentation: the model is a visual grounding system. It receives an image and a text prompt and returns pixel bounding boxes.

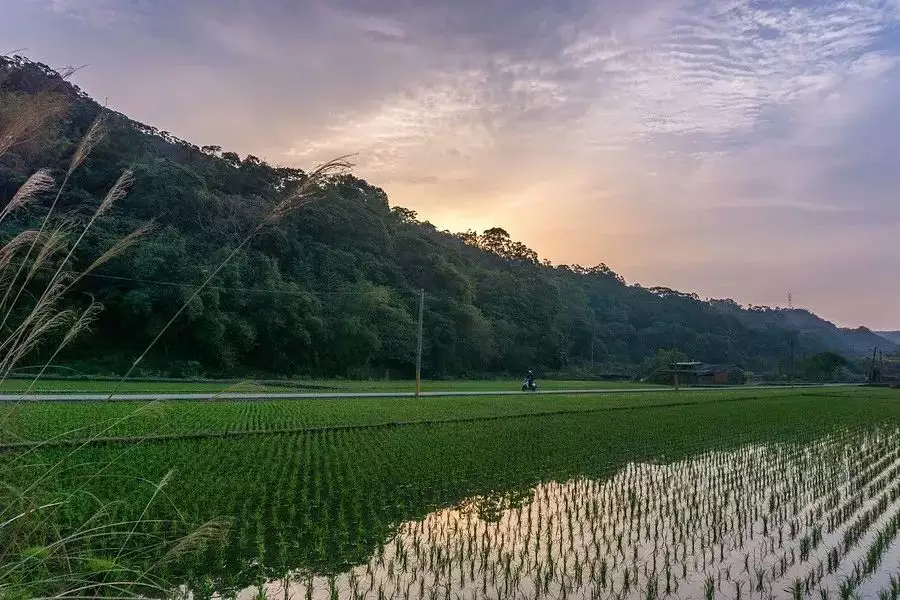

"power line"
[15,260,446,308]
[75,271,336,296]
[46,268,427,299]
[32,266,430,347]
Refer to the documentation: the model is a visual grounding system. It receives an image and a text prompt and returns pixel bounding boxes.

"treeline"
[0,56,830,378]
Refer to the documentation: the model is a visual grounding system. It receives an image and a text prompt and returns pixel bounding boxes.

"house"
[672,362,731,385]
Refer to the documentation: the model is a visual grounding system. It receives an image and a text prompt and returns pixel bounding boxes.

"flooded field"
[4,388,900,599]
[238,428,900,600]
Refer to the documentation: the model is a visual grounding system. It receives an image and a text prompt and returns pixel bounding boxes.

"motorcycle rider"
[525,370,535,389]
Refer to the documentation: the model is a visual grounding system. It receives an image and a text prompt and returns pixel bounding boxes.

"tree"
[391,206,418,223]
[479,227,511,257]
[800,352,848,382]
[221,151,240,167]
[0,54,860,379]
[643,349,687,385]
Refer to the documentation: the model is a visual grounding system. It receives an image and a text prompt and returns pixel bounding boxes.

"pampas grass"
[1,169,54,222]
[0,80,221,599]
[1,62,351,598]
[107,154,353,397]
[0,92,68,159]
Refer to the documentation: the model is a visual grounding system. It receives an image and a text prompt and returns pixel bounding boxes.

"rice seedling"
[4,374,900,599]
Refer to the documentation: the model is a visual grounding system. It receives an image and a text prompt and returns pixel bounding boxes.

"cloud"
[333,8,407,41]
[563,0,900,147]
[8,0,900,325]
[39,0,153,28]
[284,68,498,172]
[285,0,900,196]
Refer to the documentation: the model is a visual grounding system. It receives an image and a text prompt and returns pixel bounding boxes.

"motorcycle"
[522,378,538,392]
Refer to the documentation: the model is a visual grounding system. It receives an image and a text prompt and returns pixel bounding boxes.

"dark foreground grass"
[2,386,896,597]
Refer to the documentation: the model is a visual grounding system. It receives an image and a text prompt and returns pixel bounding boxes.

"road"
[0,383,858,402]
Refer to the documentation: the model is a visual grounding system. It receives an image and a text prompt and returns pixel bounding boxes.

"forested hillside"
[0,55,878,378]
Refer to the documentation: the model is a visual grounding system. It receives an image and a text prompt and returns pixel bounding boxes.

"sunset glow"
[4,0,900,327]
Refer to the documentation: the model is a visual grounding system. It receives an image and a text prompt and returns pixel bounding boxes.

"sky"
[3,0,900,329]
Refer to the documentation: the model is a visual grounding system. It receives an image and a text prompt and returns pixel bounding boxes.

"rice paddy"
[256,428,900,600]
[3,386,900,599]
[0,377,653,395]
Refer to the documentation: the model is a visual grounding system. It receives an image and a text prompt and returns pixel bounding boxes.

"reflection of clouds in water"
[237,427,900,600]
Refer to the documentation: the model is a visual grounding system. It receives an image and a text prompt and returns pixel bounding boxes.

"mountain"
[838,327,900,355]
[876,332,900,347]
[709,303,900,355]
[0,55,880,377]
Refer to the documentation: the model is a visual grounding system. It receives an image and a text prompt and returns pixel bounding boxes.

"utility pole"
[415,289,424,397]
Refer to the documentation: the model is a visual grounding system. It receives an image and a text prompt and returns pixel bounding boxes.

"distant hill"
[839,327,900,355]
[0,54,886,377]
[876,331,900,347]
[708,304,900,356]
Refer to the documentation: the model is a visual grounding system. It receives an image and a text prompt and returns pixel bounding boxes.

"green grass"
[3,386,895,597]
[0,386,854,445]
[0,377,658,394]
[0,378,295,393]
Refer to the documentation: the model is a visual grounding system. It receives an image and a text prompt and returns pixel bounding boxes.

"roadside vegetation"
[0,386,862,447]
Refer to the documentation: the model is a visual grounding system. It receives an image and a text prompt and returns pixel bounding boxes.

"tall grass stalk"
[0,96,160,598]
[105,155,352,399]
[1,63,352,597]
[0,75,238,598]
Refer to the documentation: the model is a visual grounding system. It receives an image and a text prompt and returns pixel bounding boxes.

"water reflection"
[227,427,900,600]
